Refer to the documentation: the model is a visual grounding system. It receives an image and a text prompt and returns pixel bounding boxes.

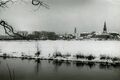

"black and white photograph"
[0,0,120,80]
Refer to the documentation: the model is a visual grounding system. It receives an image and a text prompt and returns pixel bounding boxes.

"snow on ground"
[0,40,120,58]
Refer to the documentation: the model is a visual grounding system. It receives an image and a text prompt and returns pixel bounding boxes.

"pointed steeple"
[74,27,77,34]
[74,27,77,39]
[103,21,107,33]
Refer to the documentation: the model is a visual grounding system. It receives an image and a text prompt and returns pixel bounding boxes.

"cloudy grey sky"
[0,0,120,35]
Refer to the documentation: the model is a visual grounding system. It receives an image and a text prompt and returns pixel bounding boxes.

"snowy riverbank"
[0,40,120,62]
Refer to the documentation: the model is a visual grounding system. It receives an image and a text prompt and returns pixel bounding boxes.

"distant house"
[58,33,74,40]
[92,33,111,40]
[80,32,91,39]
[109,32,120,40]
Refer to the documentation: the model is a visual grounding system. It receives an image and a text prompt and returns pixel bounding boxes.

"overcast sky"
[0,0,120,35]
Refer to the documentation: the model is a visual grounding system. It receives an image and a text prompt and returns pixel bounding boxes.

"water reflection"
[52,60,63,72]
[0,58,120,80]
[86,62,96,68]
[73,61,96,69]
[73,61,84,68]
[51,60,120,70]
[99,62,111,69]
[0,58,120,70]
[3,55,7,60]
[35,59,41,75]
[99,62,120,70]
[64,60,71,66]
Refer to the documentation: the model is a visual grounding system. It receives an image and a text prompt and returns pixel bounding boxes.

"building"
[103,21,107,33]
[74,27,79,39]
[80,21,120,40]
[80,32,91,39]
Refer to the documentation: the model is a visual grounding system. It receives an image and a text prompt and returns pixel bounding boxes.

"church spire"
[74,27,77,34]
[103,21,107,33]
[74,27,77,39]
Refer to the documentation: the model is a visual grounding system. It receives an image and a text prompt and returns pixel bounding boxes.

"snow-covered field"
[0,40,120,59]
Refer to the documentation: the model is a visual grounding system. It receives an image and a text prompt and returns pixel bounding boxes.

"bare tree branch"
[0,0,13,8]
[32,0,49,9]
[0,0,49,39]
[6,63,12,80]
[0,20,28,39]
[12,68,15,80]
[0,0,49,9]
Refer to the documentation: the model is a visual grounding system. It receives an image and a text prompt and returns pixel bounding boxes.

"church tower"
[103,21,107,33]
[74,27,77,34]
[74,27,77,39]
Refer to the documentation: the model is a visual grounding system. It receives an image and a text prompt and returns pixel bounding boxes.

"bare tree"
[0,0,49,39]
[0,0,13,8]
[0,20,27,39]
[0,0,49,9]
[32,0,49,9]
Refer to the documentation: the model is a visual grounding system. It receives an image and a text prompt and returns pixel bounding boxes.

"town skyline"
[0,20,119,41]
[0,0,120,35]
[0,21,119,36]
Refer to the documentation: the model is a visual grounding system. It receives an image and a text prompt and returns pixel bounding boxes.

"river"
[0,58,120,80]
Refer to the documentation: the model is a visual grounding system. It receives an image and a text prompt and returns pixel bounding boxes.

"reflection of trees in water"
[35,59,41,75]
[52,60,97,71]
[48,60,53,64]
[74,61,84,68]
[52,60,63,72]
[2,53,8,60]
[99,62,111,69]
[52,60,120,70]
[3,56,7,60]
[74,61,96,69]
[87,62,96,68]
[99,62,120,70]
[65,61,71,66]
[111,63,120,69]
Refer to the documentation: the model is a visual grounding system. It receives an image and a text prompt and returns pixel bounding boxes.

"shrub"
[100,55,106,60]
[3,53,8,59]
[76,54,85,59]
[100,55,112,60]
[75,54,95,60]
[35,51,41,57]
[112,57,120,61]
[86,55,95,60]
[63,53,71,58]
[53,51,62,58]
